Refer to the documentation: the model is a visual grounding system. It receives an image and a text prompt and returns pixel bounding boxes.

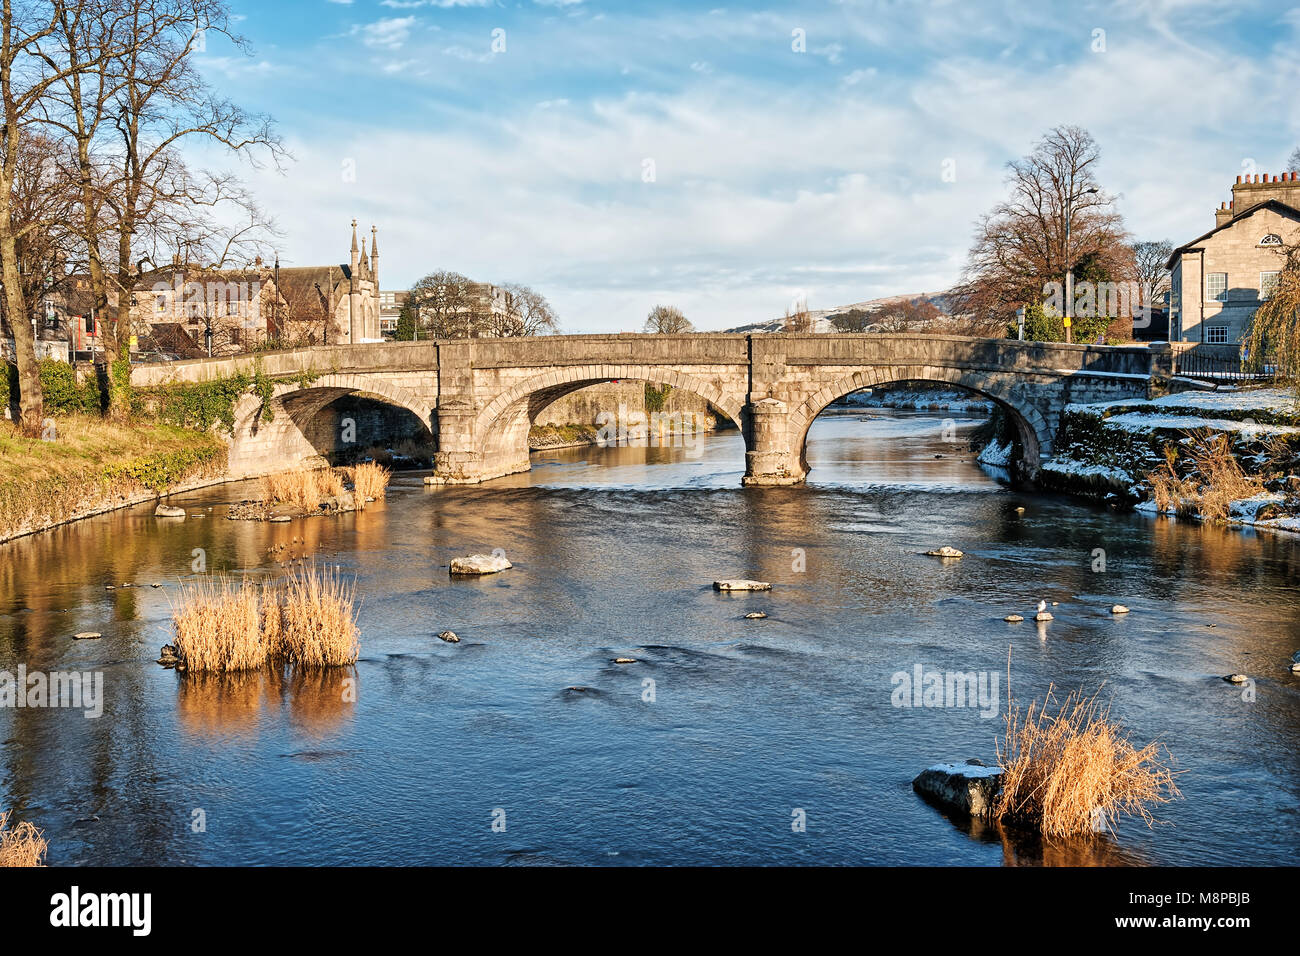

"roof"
[1167,199,1300,269]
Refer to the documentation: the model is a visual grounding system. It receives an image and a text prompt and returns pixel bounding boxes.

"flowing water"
[2,408,1298,865]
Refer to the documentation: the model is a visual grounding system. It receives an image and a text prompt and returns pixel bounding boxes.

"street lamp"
[1064,185,1099,345]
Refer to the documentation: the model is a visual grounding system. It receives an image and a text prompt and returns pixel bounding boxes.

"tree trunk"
[1,227,42,432]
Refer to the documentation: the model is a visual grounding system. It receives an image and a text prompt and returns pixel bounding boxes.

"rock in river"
[1004,614,1024,622]
[744,612,768,619]
[912,760,1004,818]
[1111,605,1130,614]
[438,630,460,643]
[451,553,512,575]
[713,579,771,591]
[154,503,186,518]
[73,632,101,640]
[924,546,964,559]
[1224,674,1250,685]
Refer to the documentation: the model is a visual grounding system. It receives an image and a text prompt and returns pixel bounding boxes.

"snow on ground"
[1041,459,1133,484]
[1097,412,1300,436]
[976,440,1012,467]
[1066,386,1298,417]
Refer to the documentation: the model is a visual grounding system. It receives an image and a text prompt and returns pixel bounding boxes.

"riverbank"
[1030,386,1300,535]
[0,415,228,544]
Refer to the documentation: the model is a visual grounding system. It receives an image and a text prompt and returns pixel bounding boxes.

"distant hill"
[717,291,958,333]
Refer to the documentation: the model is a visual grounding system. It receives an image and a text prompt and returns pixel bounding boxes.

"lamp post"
[1064,184,1099,345]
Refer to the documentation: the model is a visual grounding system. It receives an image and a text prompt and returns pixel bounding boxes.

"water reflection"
[2,408,1298,866]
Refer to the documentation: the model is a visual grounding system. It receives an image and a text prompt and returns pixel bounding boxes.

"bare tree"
[0,0,90,432]
[408,270,475,338]
[782,299,814,332]
[1132,239,1173,308]
[643,304,692,333]
[489,282,559,337]
[956,126,1131,328]
[41,0,282,413]
[1289,146,1300,173]
[829,308,873,332]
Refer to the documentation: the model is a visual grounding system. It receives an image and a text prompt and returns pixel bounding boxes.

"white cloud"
[357,16,417,51]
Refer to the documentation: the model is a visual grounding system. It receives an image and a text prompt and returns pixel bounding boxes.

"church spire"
[359,236,371,279]
[350,219,359,277]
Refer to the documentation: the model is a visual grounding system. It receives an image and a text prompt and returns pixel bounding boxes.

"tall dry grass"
[171,577,269,672]
[995,684,1181,838]
[278,565,361,666]
[170,565,360,671]
[347,461,390,507]
[1146,430,1263,521]
[261,466,348,512]
[0,811,48,867]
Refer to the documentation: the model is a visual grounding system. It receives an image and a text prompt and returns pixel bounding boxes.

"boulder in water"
[912,760,1004,818]
[924,546,964,558]
[450,553,512,575]
[154,503,186,518]
[713,579,771,591]
[1110,605,1130,614]
[438,630,460,643]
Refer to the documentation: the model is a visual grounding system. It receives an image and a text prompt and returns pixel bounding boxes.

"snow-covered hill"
[715,291,958,333]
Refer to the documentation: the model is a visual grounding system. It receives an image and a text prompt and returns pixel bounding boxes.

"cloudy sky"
[199,0,1300,332]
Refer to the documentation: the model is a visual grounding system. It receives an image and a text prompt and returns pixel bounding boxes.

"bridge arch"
[787,365,1051,481]
[228,373,435,477]
[469,364,747,481]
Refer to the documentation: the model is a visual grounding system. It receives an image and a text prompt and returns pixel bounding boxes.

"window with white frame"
[1207,325,1229,344]
[1205,272,1227,302]
[1260,271,1280,300]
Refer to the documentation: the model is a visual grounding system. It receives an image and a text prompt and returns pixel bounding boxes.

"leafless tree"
[0,0,96,432]
[782,299,814,332]
[1132,239,1173,308]
[829,308,873,332]
[1289,146,1300,173]
[40,0,282,412]
[956,126,1131,327]
[643,304,692,333]
[489,282,559,336]
[408,270,476,338]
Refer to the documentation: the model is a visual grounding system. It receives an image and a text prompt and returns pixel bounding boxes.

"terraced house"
[1167,172,1300,345]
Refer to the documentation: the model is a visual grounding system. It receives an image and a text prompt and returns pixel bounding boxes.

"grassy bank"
[0,414,227,542]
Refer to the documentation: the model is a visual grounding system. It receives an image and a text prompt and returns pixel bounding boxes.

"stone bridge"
[130,334,1180,486]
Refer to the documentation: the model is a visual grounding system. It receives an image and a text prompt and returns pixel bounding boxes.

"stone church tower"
[275,220,383,344]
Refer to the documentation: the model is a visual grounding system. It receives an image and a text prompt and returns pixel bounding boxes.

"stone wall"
[532,381,725,427]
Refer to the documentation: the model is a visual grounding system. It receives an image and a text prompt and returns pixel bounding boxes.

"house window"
[1205,272,1227,302]
[1260,271,1280,300]
[1207,325,1229,344]
[1260,234,1283,246]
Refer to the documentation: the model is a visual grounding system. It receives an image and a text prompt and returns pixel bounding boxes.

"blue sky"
[198,0,1300,331]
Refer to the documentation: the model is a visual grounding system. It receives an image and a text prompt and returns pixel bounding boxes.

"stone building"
[130,220,383,354]
[1167,172,1300,344]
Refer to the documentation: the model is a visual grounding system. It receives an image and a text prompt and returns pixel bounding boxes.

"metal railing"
[1172,349,1279,385]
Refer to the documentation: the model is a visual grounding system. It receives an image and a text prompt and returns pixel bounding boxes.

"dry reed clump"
[995,685,1181,838]
[261,466,348,512]
[347,461,390,507]
[1146,430,1263,521]
[170,565,359,671]
[277,564,360,667]
[0,811,48,867]
[171,577,268,672]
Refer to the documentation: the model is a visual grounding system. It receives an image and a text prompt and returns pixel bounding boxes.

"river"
[2,408,1298,865]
